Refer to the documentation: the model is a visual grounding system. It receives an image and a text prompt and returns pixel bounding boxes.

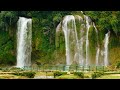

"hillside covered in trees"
[0,11,120,68]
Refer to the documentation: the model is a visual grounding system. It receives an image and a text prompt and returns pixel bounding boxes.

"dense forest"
[0,11,120,67]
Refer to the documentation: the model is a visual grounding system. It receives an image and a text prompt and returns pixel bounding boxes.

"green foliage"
[0,11,120,66]
[9,67,24,72]
[13,71,36,78]
[53,71,67,77]
[1,68,10,72]
[73,72,84,78]
[116,61,120,68]
[0,67,2,70]
[21,72,36,78]
[85,11,120,36]
[89,26,97,52]
[91,71,104,79]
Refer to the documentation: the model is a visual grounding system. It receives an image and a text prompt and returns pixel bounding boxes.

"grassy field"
[97,74,120,79]
[0,74,27,79]
[55,74,80,79]
[0,67,120,79]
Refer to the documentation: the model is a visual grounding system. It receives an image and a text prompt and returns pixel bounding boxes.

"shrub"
[91,71,104,79]
[116,61,120,68]
[9,67,24,72]
[84,75,90,78]
[0,67,2,70]
[13,71,36,78]
[73,72,84,78]
[54,71,67,78]
[21,72,36,78]
[70,71,74,74]
[2,68,10,72]
[13,71,21,76]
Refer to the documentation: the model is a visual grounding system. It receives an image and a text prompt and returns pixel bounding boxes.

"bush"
[21,72,36,78]
[73,72,84,78]
[91,71,104,79]
[13,71,36,78]
[84,75,90,78]
[9,67,24,72]
[0,67,2,70]
[2,68,10,72]
[70,71,74,74]
[116,61,120,68]
[13,71,21,76]
[54,71,67,78]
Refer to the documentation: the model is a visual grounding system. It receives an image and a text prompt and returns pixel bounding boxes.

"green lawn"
[55,74,80,79]
[0,74,27,79]
[97,74,120,79]
[35,71,53,77]
[1,69,120,79]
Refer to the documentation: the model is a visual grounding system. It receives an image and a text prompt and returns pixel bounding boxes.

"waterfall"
[85,15,91,67]
[56,14,110,67]
[79,36,84,65]
[16,17,32,68]
[76,15,85,65]
[93,22,100,66]
[61,15,92,66]
[104,31,110,66]
[62,15,75,65]
[96,47,100,66]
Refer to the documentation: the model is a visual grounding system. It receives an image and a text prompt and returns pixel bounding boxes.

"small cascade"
[103,31,110,66]
[93,22,100,66]
[84,15,91,67]
[62,15,75,65]
[96,47,100,66]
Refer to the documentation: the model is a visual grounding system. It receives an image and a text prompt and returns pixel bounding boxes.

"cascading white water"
[58,15,93,66]
[79,36,84,65]
[96,47,100,66]
[62,15,75,65]
[56,14,110,67]
[62,15,86,66]
[61,15,92,66]
[56,22,61,32]
[93,22,100,66]
[104,31,110,66]
[76,16,85,65]
[85,15,91,67]
[16,17,32,68]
